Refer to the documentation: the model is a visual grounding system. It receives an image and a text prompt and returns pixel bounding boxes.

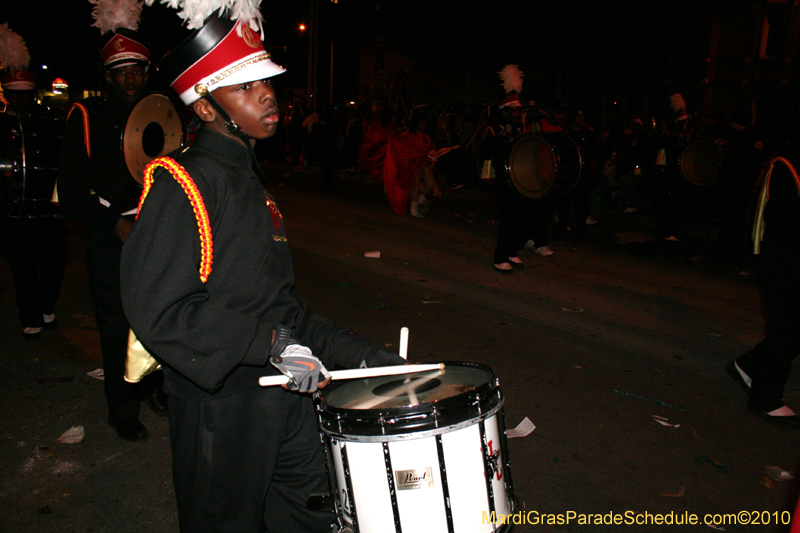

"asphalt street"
[1,165,799,533]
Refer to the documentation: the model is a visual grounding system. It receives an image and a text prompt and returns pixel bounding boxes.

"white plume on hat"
[669,93,686,113]
[90,0,145,34]
[0,23,31,71]
[498,64,524,95]
[145,0,264,34]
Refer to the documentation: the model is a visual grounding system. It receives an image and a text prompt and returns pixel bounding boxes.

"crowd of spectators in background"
[261,89,769,270]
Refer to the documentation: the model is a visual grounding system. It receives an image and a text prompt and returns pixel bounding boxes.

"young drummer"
[119,11,403,532]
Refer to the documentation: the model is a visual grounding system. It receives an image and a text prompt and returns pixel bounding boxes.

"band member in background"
[557,109,599,238]
[119,5,405,530]
[727,135,800,429]
[0,26,67,340]
[57,0,166,442]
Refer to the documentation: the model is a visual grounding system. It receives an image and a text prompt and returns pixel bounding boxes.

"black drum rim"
[316,361,502,438]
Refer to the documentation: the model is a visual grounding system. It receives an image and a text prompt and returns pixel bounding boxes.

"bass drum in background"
[122,93,185,184]
[504,132,582,199]
[0,114,64,218]
[679,137,725,186]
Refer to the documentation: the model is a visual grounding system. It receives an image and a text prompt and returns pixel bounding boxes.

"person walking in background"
[0,27,68,341]
[727,137,800,428]
[57,1,166,441]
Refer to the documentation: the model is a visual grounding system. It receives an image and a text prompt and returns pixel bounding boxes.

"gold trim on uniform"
[205,53,272,89]
[272,235,287,242]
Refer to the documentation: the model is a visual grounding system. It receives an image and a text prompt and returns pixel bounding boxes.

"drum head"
[506,133,557,198]
[324,363,491,411]
[680,137,722,186]
[318,362,503,438]
[123,93,184,184]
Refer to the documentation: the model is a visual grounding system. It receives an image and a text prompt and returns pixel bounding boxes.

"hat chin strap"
[201,92,268,181]
[203,92,252,143]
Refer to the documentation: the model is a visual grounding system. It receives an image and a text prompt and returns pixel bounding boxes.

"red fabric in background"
[358,119,391,183]
[383,132,432,215]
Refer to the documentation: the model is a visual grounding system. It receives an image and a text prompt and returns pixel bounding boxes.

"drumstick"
[348,369,444,410]
[399,327,409,360]
[258,363,444,387]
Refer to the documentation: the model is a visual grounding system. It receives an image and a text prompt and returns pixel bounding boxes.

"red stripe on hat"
[171,21,265,96]
[102,34,150,66]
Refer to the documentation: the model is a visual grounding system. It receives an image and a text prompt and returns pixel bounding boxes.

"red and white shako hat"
[89,0,150,70]
[158,14,285,105]
[0,23,36,90]
[1,69,36,90]
[101,29,151,70]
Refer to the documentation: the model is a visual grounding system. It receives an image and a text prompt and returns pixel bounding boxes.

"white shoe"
[410,202,424,218]
[664,235,679,242]
[623,207,638,214]
[585,216,597,225]
[524,240,535,249]
[534,246,554,257]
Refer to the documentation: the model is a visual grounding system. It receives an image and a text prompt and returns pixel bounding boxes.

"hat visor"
[179,56,285,105]
[214,58,285,89]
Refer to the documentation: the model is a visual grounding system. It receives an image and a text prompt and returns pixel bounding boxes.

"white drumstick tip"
[399,327,409,360]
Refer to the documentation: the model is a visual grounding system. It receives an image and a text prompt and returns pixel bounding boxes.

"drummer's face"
[105,65,148,105]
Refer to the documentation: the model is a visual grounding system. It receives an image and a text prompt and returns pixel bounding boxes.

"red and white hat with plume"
[150,0,285,105]
[498,64,524,109]
[0,23,36,91]
[91,0,151,69]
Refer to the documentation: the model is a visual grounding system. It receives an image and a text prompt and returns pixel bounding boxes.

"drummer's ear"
[192,98,216,124]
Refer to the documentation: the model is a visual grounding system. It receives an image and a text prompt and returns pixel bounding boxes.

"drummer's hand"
[116,218,134,242]
[362,349,408,368]
[270,343,332,393]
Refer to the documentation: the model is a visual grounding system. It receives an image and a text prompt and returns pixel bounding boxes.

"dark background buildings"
[4,0,800,143]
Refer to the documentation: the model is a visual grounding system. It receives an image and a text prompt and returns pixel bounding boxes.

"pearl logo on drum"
[395,468,434,490]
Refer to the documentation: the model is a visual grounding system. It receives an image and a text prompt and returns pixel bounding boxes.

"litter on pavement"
[653,415,681,428]
[56,426,84,444]
[507,417,535,438]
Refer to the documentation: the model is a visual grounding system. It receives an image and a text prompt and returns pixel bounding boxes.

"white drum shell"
[327,411,511,533]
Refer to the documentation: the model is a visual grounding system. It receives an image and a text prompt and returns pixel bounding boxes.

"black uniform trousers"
[493,182,536,264]
[87,226,141,423]
[736,164,800,411]
[556,179,590,238]
[1,216,67,328]
[169,386,332,533]
[736,238,800,411]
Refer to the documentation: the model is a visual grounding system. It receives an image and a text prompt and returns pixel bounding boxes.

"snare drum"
[317,362,516,533]
[0,114,64,218]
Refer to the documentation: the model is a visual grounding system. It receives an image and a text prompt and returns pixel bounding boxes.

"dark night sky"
[1,0,701,109]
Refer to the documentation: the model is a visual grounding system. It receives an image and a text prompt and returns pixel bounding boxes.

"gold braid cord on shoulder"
[752,156,800,255]
[138,156,214,283]
[125,156,214,383]
[66,103,91,159]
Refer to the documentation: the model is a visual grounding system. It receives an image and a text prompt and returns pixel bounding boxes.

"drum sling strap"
[752,156,800,255]
[124,155,214,383]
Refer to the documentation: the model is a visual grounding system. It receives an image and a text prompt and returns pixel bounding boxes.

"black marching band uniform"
[729,137,800,428]
[0,28,67,339]
[57,19,163,441]
[118,10,403,531]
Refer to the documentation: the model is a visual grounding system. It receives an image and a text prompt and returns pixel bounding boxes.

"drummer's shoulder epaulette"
[66,102,91,160]
[752,156,800,254]
[138,156,213,283]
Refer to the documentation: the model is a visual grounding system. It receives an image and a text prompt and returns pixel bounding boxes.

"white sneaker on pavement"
[524,240,535,249]
[586,215,597,225]
[534,246,554,257]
